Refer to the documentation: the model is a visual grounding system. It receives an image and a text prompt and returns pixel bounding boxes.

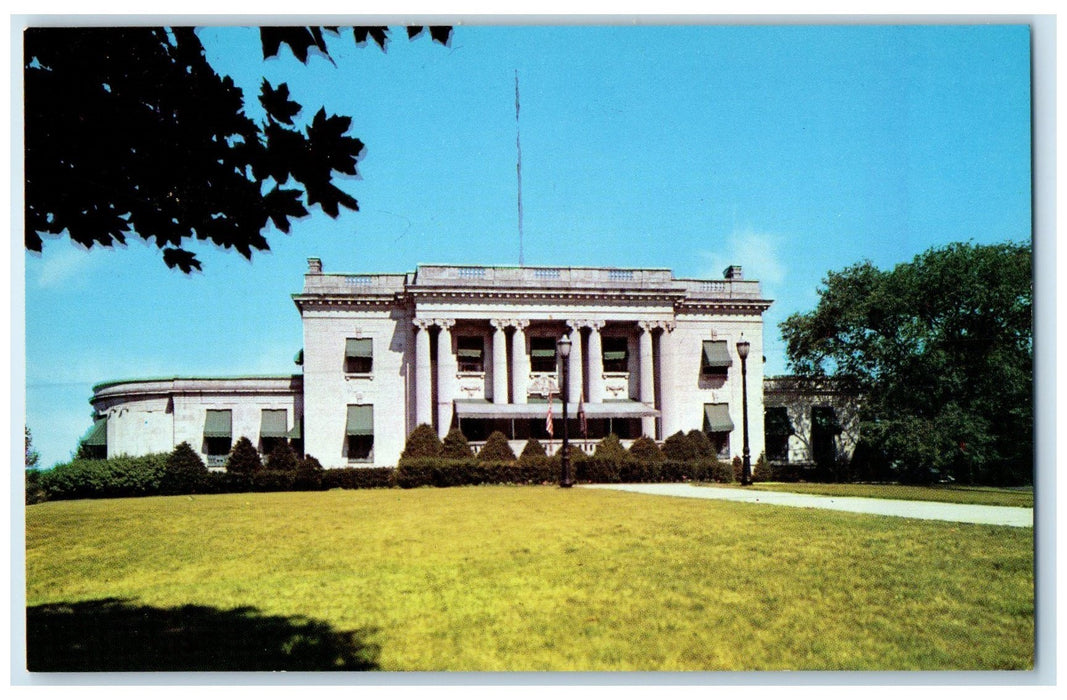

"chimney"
[723,265,743,280]
[307,257,323,275]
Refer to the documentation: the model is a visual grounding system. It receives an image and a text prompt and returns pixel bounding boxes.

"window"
[457,336,485,372]
[530,337,557,373]
[346,404,374,461]
[764,407,793,462]
[703,403,734,457]
[260,409,288,455]
[602,336,629,373]
[344,338,373,374]
[700,340,732,378]
[204,409,233,466]
[811,406,841,467]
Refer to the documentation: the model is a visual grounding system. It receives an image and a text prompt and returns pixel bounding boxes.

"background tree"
[25,426,41,470]
[226,437,263,475]
[24,25,450,272]
[780,241,1032,485]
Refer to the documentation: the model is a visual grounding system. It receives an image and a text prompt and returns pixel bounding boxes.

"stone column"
[566,321,584,403]
[656,321,676,437]
[510,320,530,404]
[491,319,510,404]
[435,319,456,437]
[638,321,656,438]
[587,321,605,403]
[413,319,433,427]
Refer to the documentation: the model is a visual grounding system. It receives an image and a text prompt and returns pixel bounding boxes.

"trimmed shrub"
[320,466,395,490]
[226,437,262,475]
[401,424,443,460]
[294,454,326,490]
[732,455,744,482]
[250,469,297,492]
[441,428,474,459]
[592,433,627,460]
[519,437,547,461]
[161,442,209,495]
[477,431,516,462]
[662,431,697,461]
[687,430,715,458]
[629,436,664,463]
[39,454,168,500]
[695,459,735,483]
[266,441,298,472]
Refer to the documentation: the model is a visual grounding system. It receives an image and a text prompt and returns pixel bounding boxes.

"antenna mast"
[515,70,525,267]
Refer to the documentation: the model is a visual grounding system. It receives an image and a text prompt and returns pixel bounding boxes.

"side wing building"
[88,259,772,468]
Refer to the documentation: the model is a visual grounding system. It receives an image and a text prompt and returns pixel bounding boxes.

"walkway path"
[581,483,1033,527]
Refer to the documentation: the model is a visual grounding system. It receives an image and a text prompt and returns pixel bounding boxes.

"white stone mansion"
[86,260,772,468]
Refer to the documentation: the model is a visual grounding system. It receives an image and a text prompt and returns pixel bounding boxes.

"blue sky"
[21,23,1033,469]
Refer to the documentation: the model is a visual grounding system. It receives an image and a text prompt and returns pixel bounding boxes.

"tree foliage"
[162,441,209,494]
[226,437,263,475]
[24,25,450,272]
[401,424,442,460]
[477,431,516,462]
[266,441,298,472]
[780,241,1032,484]
[441,428,474,459]
[25,426,41,470]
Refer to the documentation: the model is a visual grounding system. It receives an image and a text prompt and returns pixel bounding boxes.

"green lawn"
[700,482,1034,508]
[25,487,1033,671]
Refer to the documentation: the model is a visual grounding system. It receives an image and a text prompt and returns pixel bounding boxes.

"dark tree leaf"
[263,186,308,233]
[259,80,301,125]
[353,26,389,49]
[406,26,424,40]
[162,247,202,273]
[429,26,453,45]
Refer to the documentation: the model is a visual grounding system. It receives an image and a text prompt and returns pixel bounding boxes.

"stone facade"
[88,260,772,468]
[762,376,861,471]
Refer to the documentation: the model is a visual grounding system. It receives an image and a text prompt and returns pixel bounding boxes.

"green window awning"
[84,418,107,446]
[260,409,288,438]
[294,348,304,366]
[704,403,734,433]
[702,340,732,368]
[765,407,794,436]
[603,350,627,361]
[204,409,232,437]
[457,348,483,359]
[345,338,373,358]
[530,348,556,358]
[286,421,302,439]
[346,405,374,436]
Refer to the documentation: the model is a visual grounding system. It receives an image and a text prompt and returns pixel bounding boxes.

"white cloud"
[699,228,786,288]
[31,241,105,289]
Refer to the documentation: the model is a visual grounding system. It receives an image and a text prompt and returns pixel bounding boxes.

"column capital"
[511,319,530,331]
[566,319,587,332]
[413,318,433,331]
[434,318,456,331]
[638,320,675,333]
[587,320,606,331]
[490,319,510,331]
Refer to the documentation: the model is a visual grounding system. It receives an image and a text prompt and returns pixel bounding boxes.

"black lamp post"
[557,334,573,488]
[737,339,752,486]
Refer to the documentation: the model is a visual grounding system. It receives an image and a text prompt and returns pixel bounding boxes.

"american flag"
[545,391,554,438]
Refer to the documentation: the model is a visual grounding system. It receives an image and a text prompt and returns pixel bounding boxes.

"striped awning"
[204,409,232,437]
[703,403,734,433]
[83,418,107,446]
[454,399,658,419]
[260,409,288,438]
[702,340,732,368]
[346,405,374,436]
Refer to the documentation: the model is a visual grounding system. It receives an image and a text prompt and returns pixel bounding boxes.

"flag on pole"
[578,392,588,438]
[545,391,554,438]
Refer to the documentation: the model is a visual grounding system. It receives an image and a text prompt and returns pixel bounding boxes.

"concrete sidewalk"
[581,483,1033,527]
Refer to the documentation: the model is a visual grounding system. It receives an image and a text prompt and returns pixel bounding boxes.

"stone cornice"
[92,376,303,406]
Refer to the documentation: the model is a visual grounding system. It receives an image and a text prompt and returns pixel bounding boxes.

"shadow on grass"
[27,598,380,672]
